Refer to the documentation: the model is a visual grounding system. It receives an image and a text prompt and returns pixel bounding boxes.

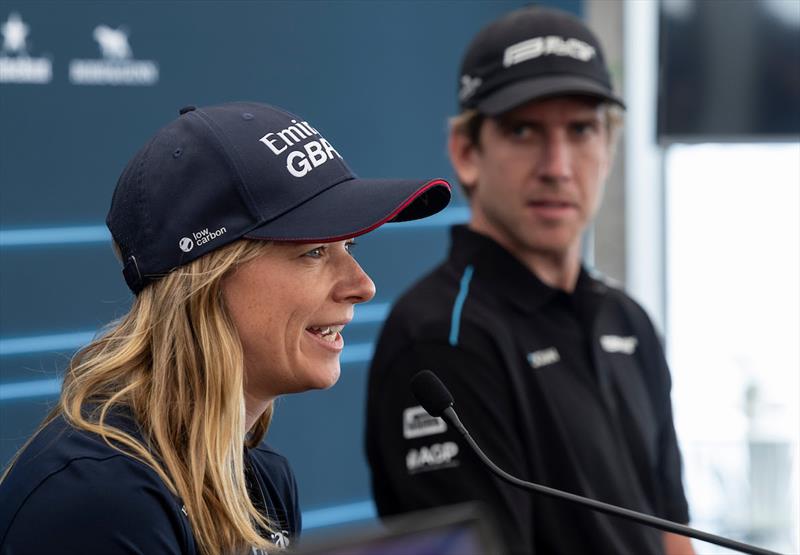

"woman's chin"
[302,363,341,392]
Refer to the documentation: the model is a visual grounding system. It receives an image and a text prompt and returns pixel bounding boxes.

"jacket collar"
[448,225,607,314]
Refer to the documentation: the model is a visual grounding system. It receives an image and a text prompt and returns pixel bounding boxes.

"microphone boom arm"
[442,407,782,555]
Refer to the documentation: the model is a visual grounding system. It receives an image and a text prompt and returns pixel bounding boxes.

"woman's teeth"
[308,325,344,342]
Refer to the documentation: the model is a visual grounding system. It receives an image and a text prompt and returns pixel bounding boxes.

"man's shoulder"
[387,260,502,335]
[585,268,653,318]
[392,260,460,311]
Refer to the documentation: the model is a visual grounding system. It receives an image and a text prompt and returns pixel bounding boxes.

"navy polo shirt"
[0,411,300,554]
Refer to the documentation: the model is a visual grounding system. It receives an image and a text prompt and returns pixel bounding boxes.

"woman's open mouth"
[305,324,345,351]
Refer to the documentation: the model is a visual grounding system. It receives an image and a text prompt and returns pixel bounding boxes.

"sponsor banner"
[0,12,52,84]
[69,23,158,86]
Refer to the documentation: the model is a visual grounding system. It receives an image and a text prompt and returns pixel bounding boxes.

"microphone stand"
[443,406,782,555]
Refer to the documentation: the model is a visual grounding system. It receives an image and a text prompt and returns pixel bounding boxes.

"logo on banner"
[69,23,158,86]
[0,12,52,84]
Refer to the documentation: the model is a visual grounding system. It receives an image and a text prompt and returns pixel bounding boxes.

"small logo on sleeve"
[600,335,638,355]
[528,347,560,369]
[403,405,447,439]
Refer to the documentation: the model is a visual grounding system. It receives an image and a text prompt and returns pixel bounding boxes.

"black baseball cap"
[458,6,624,115]
[107,101,451,294]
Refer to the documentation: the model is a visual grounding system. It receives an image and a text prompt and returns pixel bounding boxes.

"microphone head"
[411,370,454,417]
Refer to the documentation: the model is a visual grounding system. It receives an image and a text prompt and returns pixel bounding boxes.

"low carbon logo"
[179,237,194,252]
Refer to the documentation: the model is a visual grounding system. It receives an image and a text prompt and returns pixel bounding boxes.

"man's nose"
[538,133,573,183]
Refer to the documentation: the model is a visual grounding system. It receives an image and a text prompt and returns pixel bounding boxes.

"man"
[365,6,694,555]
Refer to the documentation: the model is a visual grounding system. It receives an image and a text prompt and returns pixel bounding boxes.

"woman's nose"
[334,256,376,304]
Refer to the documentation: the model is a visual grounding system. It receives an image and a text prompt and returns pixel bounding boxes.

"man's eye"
[345,240,358,255]
[570,122,597,136]
[304,246,325,259]
[508,124,533,139]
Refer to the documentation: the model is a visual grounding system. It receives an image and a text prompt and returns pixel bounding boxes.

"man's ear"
[448,128,480,194]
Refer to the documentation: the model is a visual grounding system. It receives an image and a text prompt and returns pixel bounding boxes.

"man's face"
[451,96,612,260]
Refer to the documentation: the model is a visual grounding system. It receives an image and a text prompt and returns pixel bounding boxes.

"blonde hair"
[2,239,278,554]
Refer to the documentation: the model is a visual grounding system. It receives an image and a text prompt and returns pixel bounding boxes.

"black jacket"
[366,226,689,555]
[0,410,300,554]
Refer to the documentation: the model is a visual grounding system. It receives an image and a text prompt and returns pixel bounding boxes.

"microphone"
[410,370,781,555]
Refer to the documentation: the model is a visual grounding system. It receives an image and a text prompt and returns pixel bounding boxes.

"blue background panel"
[1,0,578,528]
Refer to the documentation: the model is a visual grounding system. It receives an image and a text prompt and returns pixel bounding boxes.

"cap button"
[179,105,196,115]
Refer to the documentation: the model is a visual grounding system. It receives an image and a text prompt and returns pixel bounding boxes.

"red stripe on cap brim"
[243,178,451,243]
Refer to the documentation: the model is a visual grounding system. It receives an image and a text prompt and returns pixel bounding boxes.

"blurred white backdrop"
[666,143,800,553]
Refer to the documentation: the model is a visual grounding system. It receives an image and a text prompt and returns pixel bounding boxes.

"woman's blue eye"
[304,246,325,258]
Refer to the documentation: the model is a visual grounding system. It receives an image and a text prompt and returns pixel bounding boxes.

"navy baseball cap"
[458,6,624,115]
[107,101,451,294]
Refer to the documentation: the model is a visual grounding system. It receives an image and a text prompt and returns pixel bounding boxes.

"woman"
[0,102,450,554]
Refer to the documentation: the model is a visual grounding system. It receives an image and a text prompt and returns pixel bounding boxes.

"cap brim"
[477,75,625,115]
[244,178,451,242]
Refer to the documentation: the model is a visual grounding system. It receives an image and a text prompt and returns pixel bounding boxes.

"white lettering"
[289,120,312,139]
[528,347,561,369]
[503,35,596,67]
[298,120,318,135]
[600,335,638,355]
[406,442,460,473]
[185,226,227,249]
[287,150,311,177]
[403,406,447,439]
[320,138,341,160]
[304,140,327,168]
[259,133,286,155]
[68,59,159,86]
[0,57,52,84]
[277,126,305,146]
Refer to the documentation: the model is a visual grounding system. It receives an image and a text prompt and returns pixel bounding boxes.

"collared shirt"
[366,225,689,555]
[0,410,300,553]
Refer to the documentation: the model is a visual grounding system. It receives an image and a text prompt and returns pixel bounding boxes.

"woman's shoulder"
[249,442,297,492]
[248,442,302,539]
[0,414,193,553]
